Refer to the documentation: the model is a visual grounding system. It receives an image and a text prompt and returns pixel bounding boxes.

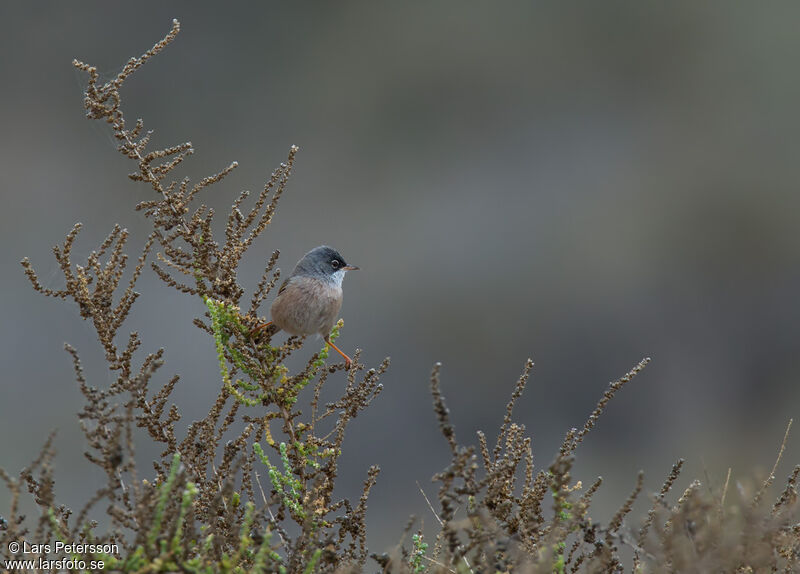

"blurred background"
[2,2,800,553]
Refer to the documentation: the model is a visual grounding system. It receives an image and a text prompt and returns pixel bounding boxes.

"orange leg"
[249,320,272,338]
[325,338,352,368]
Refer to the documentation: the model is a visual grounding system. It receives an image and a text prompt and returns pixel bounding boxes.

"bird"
[252,246,359,367]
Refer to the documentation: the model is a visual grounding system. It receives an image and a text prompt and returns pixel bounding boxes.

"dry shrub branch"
[377,361,800,573]
[8,20,386,573]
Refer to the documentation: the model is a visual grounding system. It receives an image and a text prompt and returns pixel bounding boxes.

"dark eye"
[331,260,340,269]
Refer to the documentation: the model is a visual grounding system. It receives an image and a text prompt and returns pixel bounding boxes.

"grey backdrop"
[2,2,800,553]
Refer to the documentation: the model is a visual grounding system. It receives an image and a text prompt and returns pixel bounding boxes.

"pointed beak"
[343,265,359,271]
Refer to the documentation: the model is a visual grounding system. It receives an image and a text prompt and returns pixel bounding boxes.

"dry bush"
[380,362,800,573]
[5,20,386,573]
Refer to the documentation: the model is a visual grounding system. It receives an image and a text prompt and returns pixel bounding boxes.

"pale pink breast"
[270,277,343,337]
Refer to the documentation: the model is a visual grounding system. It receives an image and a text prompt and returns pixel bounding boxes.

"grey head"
[291,246,359,284]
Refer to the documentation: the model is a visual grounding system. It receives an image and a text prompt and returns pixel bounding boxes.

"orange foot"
[249,320,272,338]
[325,337,352,368]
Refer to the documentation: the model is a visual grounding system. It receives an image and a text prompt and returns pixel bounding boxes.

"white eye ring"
[331,260,340,268]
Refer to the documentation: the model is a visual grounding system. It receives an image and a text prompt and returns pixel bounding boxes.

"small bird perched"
[253,246,359,367]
